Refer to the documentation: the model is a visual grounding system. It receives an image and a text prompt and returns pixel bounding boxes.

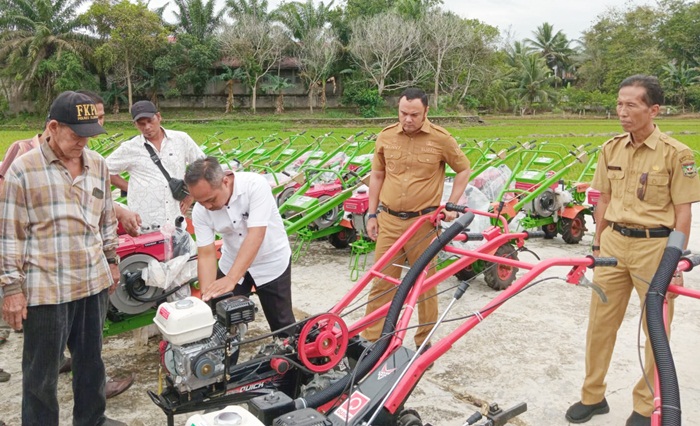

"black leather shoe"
[626,411,651,426]
[105,374,135,399]
[565,398,610,423]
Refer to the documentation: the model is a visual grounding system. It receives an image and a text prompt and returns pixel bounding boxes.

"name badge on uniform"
[92,187,104,199]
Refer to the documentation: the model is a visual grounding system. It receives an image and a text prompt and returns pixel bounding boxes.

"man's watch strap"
[591,245,600,251]
[368,213,378,219]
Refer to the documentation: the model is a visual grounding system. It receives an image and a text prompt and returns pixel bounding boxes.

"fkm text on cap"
[48,91,106,138]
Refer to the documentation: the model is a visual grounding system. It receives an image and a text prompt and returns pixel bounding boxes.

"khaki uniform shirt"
[372,119,470,212]
[591,126,700,228]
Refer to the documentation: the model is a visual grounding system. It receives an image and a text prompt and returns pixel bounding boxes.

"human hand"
[442,210,458,222]
[669,271,683,299]
[109,263,120,295]
[2,293,27,331]
[367,217,379,241]
[117,209,142,237]
[180,195,194,215]
[202,275,237,302]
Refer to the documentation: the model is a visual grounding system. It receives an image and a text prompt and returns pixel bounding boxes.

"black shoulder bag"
[143,143,190,201]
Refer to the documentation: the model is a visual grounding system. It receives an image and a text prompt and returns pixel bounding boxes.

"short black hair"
[185,156,225,187]
[399,88,428,107]
[75,90,104,106]
[619,75,664,107]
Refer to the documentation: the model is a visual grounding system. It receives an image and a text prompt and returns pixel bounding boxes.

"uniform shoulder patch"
[678,151,698,178]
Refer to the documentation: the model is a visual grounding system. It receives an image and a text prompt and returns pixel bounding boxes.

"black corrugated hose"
[295,211,475,410]
[645,231,685,426]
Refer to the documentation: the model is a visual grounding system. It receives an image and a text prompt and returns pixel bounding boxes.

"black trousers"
[217,259,295,336]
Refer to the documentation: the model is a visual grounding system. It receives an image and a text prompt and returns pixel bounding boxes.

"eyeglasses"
[637,172,648,201]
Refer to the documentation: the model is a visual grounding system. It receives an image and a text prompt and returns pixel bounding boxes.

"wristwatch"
[106,255,120,266]
[368,213,378,220]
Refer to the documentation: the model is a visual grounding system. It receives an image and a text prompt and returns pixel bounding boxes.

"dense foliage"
[1,0,700,116]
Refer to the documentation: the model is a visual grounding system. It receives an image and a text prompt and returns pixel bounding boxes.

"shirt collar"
[40,139,89,169]
[625,125,661,150]
[394,118,433,135]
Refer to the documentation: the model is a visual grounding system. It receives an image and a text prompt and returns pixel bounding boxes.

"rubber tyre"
[542,223,558,239]
[560,212,586,244]
[328,228,357,249]
[484,244,519,290]
[397,409,422,426]
[454,265,477,281]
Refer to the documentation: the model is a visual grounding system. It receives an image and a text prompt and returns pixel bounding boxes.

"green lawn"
[3,116,699,172]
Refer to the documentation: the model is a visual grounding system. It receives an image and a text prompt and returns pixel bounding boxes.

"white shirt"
[106,128,205,228]
[192,172,291,286]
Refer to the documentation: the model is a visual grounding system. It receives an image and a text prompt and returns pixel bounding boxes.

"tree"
[227,0,270,21]
[662,60,700,112]
[347,11,424,95]
[394,0,441,20]
[86,0,168,109]
[216,66,246,113]
[219,17,288,113]
[657,0,700,65]
[507,54,557,115]
[437,19,500,109]
[526,22,574,76]
[102,81,128,114]
[273,0,336,41]
[297,26,340,112]
[260,74,292,113]
[0,0,95,109]
[171,0,225,43]
[420,12,469,108]
[577,6,668,93]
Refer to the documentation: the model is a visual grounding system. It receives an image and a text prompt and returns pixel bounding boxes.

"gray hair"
[185,156,225,187]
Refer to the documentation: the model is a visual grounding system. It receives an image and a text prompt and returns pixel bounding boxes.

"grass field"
[2,115,699,180]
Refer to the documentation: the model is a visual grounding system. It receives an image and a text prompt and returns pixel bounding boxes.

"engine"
[521,187,575,218]
[154,295,256,393]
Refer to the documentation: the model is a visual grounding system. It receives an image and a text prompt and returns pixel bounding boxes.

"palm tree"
[662,60,700,113]
[0,0,94,106]
[260,74,292,113]
[507,54,557,115]
[526,22,573,81]
[272,0,335,41]
[227,0,270,21]
[102,81,128,114]
[216,66,246,113]
[171,0,225,42]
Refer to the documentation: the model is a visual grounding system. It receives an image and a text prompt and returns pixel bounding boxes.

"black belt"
[610,223,671,238]
[379,205,438,220]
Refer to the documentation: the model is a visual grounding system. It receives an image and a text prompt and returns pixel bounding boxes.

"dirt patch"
[2,209,700,425]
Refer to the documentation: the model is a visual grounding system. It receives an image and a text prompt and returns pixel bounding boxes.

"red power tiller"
[148,204,619,426]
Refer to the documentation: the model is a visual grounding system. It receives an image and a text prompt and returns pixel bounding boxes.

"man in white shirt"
[185,156,295,336]
[106,101,205,229]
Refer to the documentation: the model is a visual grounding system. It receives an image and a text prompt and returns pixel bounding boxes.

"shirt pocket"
[606,170,625,199]
[646,172,670,205]
[414,153,441,180]
[384,149,403,173]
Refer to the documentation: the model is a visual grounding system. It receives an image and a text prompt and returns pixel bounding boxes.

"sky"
[198,0,654,41]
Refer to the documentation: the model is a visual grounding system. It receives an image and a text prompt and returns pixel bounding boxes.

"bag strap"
[144,143,172,181]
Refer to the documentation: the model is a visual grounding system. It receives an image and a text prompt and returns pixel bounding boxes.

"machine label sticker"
[332,390,370,422]
[158,306,170,320]
[377,364,396,380]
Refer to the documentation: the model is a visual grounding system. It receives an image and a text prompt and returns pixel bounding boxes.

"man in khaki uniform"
[566,75,700,426]
[363,88,470,350]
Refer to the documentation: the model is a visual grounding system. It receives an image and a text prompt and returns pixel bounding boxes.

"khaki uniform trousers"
[582,225,674,416]
[361,212,439,347]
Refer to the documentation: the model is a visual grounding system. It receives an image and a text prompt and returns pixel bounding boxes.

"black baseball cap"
[131,100,158,122]
[48,91,106,137]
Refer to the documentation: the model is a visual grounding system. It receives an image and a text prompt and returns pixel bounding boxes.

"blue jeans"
[22,289,108,426]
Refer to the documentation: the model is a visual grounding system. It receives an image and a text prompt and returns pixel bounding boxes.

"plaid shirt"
[0,141,118,305]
